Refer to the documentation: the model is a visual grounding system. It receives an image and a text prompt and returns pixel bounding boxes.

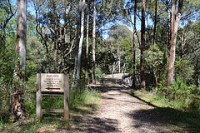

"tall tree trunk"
[131,0,137,89]
[140,0,146,89]
[167,0,183,85]
[76,0,85,80]
[153,0,157,44]
[92,0,96,84]
[14,0,27,121]
[16,0,26,79]
[85,3,89,84]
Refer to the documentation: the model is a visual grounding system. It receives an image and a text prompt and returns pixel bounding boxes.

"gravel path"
[70,83,172,133]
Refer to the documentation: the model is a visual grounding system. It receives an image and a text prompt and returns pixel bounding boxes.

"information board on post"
[41,73,64,92]
[36,73,69,121]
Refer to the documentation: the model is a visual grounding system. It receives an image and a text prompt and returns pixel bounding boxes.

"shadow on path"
[129,93,200,132]
[72,115,119,133]
[127,107,200,132]
[72,83,200,132]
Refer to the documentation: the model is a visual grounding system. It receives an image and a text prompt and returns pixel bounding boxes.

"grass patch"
[133,90,171,108]
[133,90,200,111]
[69,88,100,115]
[69,88,100,109]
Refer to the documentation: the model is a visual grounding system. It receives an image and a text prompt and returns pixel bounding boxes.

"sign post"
[36,73,69,121]
[36,74,42,120]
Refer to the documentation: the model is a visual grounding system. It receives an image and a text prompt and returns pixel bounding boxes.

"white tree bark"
[167,0,183,85]
[14,0,27,121]
[76,0,85,80]
[85,6,89,84]
[16,0,26,79]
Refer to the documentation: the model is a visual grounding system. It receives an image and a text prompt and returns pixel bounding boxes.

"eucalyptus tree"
[104,25,132,74]
[177,21,200,86]
[76,0,85,81]
[33,0,78,74]
[140,0,146,89]
[16,0,27,81]
[124,0,140,88]
[14,0,27,120]
[167,0,183,85]
[92,0,96,84]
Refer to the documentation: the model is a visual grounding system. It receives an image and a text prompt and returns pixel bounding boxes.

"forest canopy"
[0,0,200,125]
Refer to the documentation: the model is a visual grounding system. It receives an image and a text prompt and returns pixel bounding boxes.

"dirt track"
[70,83,174,133]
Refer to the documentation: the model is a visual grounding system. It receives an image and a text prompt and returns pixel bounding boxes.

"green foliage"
[42,97,64,109]
[175,59,194,81]
[96,48,116,74]
[168,78,195,99]
[158,78,200,111]
[144,44,164,86]
[95,67,105,81]
[102,25,133,74]
[0,45,17,84]
[69,88,100,109]
[144,44,163,69]
[0,44,17,122]
[120,38,133,71]
[177,21,200,86]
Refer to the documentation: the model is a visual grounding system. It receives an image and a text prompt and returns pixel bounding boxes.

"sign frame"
[36,73,69,121]
[40,73,64,92]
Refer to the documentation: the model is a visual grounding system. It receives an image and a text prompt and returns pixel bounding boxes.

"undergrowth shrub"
[0,44,17,123]
[158,78,200,111]
[185,95,200,111]
[95,67,105,81]
[69,88,99,109]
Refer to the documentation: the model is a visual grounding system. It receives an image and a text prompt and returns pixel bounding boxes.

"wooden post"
[36,73,42,120]
[64,74,69,120]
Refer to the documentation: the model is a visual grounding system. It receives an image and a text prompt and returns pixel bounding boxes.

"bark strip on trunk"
[92,0,96,84]
[140,0,146,89]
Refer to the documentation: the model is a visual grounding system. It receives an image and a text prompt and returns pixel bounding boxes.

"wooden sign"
[36,73,69,121]
[41,73,64,92]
